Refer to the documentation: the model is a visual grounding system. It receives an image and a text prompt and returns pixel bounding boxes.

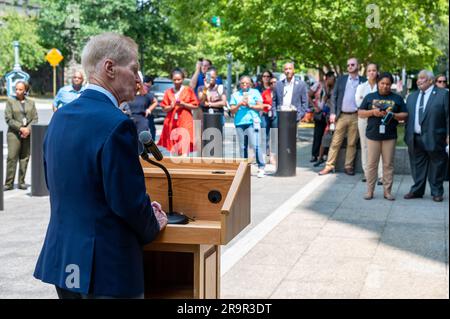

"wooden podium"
[141,157,251,299]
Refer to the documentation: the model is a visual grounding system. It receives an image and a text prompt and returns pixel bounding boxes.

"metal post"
[226,53,232,102]
[276,110,297,176]
[31,124,49,196]
[53,66,57,97]
[13,41,22,71]
[0,131,3,210]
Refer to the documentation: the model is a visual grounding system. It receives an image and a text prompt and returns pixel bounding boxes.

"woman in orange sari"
[158,68,199,156]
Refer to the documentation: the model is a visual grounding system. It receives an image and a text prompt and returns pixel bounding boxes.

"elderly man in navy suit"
[34,32,168,299]
[404,70,449,202]
[272,62,308,123]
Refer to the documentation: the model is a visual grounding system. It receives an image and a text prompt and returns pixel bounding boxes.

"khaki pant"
[325,113,359,169]
[5,132,31,187]
[358,117,383,178]
[366,138,396,194]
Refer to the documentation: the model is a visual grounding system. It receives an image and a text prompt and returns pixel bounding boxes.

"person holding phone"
[190,58,222,96]
[4,81,38,191]
[358,72,408,200]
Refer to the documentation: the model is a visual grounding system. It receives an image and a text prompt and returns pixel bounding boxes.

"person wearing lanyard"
[230,76,266,178]
[4,81,38,191]
[158,68,199,156]
[358,72,408,200]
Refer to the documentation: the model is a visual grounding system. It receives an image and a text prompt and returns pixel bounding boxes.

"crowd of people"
[3,54,448,198]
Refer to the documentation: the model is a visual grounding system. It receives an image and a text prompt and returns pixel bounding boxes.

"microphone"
[139,131,163,161]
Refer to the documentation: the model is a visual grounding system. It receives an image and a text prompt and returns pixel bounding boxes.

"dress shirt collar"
[86,84,119,108]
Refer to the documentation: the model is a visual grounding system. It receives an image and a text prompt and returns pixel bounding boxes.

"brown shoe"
[404,192,423,199]
[432,196,444,202]
[319,166,335,175]
[384,193,395,201]
[344,167,355,176]
[364,192,374,200]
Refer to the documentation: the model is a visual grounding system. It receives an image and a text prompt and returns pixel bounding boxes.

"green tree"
[167,0,447,74]
[37,0,174,75]
[0,10,47,77]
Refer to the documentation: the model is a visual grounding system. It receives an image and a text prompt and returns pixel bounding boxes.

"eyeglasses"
[270,81,277,85]
[437,80,447,83]
[347,63,355,67]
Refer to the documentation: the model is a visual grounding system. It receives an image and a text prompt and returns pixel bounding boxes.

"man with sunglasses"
[319,58,366,176]
[435,74,448,90]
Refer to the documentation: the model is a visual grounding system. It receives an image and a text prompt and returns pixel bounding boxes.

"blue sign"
[5,70,30,97]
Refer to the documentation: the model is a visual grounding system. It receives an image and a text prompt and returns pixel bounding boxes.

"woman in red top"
[158,69,199,156]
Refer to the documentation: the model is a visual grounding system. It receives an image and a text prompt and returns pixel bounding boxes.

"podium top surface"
[142,157,251,245]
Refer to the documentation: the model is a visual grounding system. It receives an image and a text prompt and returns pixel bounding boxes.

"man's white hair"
[418,70,435,82]
[81,32,138,79]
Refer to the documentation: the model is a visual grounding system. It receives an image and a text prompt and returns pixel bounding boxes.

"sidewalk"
[221,172,449,299]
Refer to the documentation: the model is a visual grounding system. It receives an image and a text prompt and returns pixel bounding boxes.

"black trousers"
[312,117,327,158]
[408,134,447,197]
[55,286,144,299]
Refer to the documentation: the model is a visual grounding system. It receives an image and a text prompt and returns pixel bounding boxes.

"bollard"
[0,131,3,210]
[31,124,49,196]
[276,110,297,176]
[202,112,224,158]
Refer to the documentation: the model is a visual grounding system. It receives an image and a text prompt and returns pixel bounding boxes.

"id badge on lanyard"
[379,124,385,134]
[208,108,214,114]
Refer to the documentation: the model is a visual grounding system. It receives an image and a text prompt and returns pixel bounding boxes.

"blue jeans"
[261,113,278,155]
[236,124,265,169]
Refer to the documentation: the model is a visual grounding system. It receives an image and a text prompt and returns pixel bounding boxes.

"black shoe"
[432,196,444,202]
[310,156,318,163]
[18,184,28,190]
[313,159,325,167]
[3,185,13,191]
[404,192,423,199]
[344,167,355,176]
[377,179,383,186]
[362,177,367,182]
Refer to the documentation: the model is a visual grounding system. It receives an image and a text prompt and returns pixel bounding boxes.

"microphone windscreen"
[139,130,153,145]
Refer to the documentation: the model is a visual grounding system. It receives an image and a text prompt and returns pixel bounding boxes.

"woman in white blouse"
[355,63,382,184]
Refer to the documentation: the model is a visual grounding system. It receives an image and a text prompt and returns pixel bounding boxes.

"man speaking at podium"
[34,33,167,299]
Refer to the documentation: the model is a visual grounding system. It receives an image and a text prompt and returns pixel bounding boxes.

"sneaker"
[257,169,265,178]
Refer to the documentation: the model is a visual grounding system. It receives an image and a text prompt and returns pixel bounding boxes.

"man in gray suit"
[272,62,308,123]
[404,70,449,202]
[319,57,366,175]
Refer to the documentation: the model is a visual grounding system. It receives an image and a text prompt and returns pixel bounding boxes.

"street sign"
[45,48,64,67]
[45,48,64,97]
[4,70,30,97]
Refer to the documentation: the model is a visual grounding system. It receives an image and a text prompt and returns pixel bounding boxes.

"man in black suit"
[404,70,449,202]
[272,62,308,122]
[319,57,367,175]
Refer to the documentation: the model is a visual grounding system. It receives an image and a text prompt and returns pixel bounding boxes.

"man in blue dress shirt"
[52,71,85,112]
[34,32,168,299]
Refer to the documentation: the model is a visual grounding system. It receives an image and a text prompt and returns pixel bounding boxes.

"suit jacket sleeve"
[330,78,339,115]
[297,82,308,121]
[4,99,23,133]
[26,101,38,129]
[101,119,160,245]
[443,90,449,137]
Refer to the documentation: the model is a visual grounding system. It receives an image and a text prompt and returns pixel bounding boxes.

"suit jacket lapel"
[420,88,437,124]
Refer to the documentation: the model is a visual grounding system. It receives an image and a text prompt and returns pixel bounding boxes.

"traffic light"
[211,16,221,27]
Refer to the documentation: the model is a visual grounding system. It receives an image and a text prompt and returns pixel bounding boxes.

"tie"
[418,91,425,123]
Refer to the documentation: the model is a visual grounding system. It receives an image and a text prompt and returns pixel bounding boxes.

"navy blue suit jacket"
[404,87,449,152]
[34,89,160,297]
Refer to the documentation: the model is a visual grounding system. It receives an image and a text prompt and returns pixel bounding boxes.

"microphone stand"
[141,152,188,224]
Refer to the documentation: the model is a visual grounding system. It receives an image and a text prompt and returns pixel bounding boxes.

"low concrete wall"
[335,145,411,175]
